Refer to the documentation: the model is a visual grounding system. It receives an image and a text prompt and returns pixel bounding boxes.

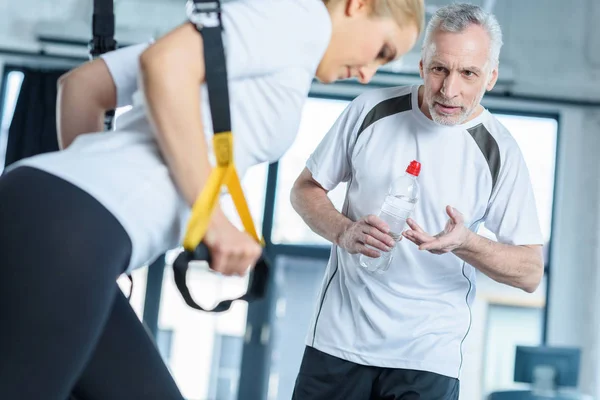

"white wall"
[395,0,600,103]
[488,0,600,102]
[479,95,600,398]
[0,0,598,104]
[546,106,600,398]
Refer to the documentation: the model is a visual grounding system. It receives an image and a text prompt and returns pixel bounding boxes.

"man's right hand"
[202,209,262,276]
[337,215,397,258]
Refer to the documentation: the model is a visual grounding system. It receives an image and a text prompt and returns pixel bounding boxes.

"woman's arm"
[139,24,261,276]
[139,24,206,206]
[56,59,116,149]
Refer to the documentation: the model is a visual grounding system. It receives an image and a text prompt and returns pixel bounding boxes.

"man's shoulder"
[473,112,528,172]
[480,112,522,152]
[345,85,415,121]
[352,85,414,107]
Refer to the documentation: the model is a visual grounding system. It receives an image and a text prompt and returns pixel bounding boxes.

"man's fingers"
[363,233,393,252]
[403,233,422,246]
[364,214,390,234]
[403,230,427,246]
[406,218,427,234]
[404,229,434,244]
[446,205,464,225]
[419,236,453,251]
[358,245,380,259]
[419,242,440,251]
[363,225,395,248]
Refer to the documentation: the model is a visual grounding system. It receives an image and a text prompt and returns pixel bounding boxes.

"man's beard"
[428,98,468,126]
[427,87,487,126]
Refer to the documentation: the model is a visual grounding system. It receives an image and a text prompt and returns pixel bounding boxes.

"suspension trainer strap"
[90,0,118,131]
[173,0,268,313]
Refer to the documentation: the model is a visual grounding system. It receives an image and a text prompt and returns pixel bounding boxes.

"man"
[290,3,544,399]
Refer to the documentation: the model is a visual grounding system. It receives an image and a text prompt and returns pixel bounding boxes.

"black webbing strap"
[90,0,129,297]
[172,0,269,313]
[90,0,117,58]
[188,0,231,134]
[90,0,117,132]
[173,245,269,313]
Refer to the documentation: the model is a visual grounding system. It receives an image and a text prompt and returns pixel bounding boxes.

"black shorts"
[292,346,459,400]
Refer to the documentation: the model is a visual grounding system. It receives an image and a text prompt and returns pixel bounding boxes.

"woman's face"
[317,0,419,84]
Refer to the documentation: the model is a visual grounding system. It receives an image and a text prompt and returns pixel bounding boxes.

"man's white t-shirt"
[305,85,544,379]
[10,0,332,271]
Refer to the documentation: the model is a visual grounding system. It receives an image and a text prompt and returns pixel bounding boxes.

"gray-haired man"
[291,4,544,399]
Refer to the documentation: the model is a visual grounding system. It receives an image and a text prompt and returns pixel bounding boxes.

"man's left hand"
[403,205,472,255]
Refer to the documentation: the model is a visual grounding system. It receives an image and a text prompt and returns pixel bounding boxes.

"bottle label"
[378,195,416,237]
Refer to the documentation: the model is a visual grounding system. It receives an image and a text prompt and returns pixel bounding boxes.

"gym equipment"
[172,0,270,313]
[89,0,117,131]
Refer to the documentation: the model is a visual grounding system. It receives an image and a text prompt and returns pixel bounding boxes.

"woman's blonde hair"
[324,0,425,35]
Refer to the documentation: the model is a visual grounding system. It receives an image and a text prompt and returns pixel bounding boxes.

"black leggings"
[0,167,184,400]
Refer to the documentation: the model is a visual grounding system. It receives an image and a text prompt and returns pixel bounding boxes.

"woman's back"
[10,0,333,271]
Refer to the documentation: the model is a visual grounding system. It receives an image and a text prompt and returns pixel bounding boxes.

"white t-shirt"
[10,0,332,272]
[305,85,544,379]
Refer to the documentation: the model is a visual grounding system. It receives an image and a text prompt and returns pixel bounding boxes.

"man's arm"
[291,168,396,258]
[56,59,116,149]
[455,233,543,293]
[403,206,544,293]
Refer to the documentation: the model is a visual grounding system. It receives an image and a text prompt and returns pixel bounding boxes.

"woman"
[0,0,423,398]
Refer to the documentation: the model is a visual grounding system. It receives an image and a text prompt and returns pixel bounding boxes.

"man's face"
[419,24,498,126]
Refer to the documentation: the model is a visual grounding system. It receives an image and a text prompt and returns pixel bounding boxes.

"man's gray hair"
[422,3,503,68]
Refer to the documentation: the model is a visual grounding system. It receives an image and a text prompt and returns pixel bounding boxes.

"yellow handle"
[182,132,263,251]
[227,167,262,244]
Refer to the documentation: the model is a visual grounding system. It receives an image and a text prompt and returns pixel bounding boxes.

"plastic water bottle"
[359,160,421,273]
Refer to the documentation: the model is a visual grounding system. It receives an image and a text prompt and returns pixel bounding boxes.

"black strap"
[90,0,129,294]
[188,0,231,135]
[173,246,269,312]
[89,0,117,58]
[173,0,269,313]
[90,0,117,131]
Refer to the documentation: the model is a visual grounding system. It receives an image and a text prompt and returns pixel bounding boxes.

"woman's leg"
[0,166,136,399]
[71,290,183,400]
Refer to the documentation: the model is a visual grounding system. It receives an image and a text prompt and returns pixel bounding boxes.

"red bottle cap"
[406,160,421,176]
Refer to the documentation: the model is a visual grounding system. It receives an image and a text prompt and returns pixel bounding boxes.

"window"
[483,304,544,394]
[463,112,557,399]
[478,113,558,262]
[0,78,137,175]
[268,256,331,400]
[156,328,175,364]
[0,70,25,174]
[208,334,244,400]
[153,163,267,400]
[272,97,350,244]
